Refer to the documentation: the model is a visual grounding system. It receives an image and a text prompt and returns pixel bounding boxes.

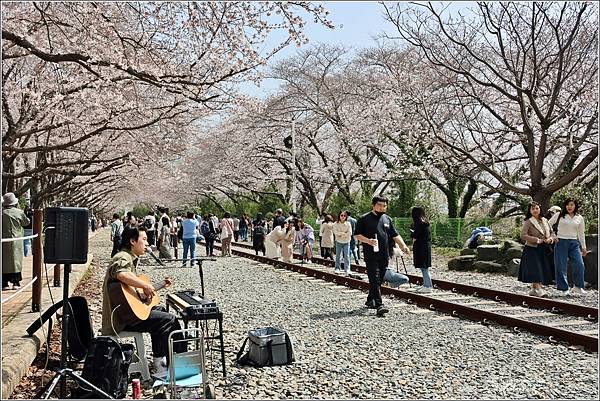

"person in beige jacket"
[518,201,557,297]
[333,211,353,275]
[320,215,335,260]
[280,223,296,263]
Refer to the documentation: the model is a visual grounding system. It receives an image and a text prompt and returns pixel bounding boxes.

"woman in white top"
[332,211,353,275]
[548,198,588,296]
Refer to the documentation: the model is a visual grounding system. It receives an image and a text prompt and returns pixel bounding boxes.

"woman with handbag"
[518,201,556,297]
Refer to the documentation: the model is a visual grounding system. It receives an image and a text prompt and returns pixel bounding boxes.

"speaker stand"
[36,264,113,399]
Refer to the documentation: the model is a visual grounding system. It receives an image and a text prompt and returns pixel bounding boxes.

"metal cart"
[164,328,215,399]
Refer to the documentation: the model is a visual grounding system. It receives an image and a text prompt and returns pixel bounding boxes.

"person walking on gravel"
[355,195,410,317]
[548,198,588,296]
[333,211,352,274]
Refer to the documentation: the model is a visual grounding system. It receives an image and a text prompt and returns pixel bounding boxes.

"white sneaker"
[571,287,586,296]
[555,289,571,297]
[416,286,433,294]
[528,288,538,296]
[334,269,340,274]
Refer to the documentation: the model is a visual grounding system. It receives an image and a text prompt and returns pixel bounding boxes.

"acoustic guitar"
[108,275,170,325]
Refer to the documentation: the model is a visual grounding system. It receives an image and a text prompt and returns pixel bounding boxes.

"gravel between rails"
[13,229,599,400]
[230,241,599,308]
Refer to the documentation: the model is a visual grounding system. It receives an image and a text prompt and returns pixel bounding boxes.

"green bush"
[131,203,152,218]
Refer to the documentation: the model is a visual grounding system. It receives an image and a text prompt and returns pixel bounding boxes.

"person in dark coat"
[252,213,266,256]
[410,207,433,293]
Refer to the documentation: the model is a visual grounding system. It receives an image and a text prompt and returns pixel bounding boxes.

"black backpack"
[200,221,210,236]
[144,217,153,230]
[253,224,265,237]
[75,336,135,399]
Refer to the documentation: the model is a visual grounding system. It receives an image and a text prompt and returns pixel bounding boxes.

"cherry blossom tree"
[382,1,598,211]
[358,45,480,217]
[2,2,333,208]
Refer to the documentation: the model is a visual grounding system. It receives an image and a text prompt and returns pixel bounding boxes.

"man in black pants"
[355,195,410,317]
[101,226,186,374]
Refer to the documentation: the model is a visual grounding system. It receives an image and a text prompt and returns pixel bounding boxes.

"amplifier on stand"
[43,207,89,264]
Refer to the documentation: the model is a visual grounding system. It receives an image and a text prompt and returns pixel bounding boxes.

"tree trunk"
[458,179,478,218]
[532,190,554,214]
[446,179,459,218]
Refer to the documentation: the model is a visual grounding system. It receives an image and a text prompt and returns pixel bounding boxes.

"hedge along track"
[209,241,598,352]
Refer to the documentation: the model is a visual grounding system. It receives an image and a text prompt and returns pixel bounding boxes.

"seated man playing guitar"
[101,225,185,374]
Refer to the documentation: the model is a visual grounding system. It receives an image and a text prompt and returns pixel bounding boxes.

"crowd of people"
[107,196,591,318]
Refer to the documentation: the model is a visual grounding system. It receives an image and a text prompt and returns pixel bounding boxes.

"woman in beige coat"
[320,215,335,260]
[518,201,556,297]
[280,223,296,262]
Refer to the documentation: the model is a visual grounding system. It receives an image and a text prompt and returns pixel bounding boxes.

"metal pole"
[32,209,43,312]
[291,118,296,213]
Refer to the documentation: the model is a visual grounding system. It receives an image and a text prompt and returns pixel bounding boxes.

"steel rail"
[227,241,598,319]
[217,242,598,352]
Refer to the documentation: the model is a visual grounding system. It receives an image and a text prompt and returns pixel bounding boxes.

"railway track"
[210,241,598,352]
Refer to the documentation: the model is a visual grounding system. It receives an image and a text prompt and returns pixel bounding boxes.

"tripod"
[36,264,113,399]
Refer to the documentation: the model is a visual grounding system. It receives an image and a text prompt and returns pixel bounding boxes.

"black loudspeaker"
[44,207,89,264]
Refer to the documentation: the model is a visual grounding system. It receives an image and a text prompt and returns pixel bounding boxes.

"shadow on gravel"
[310,308,369,320]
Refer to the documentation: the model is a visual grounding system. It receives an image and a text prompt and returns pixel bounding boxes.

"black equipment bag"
[25,296,94,361]
[236,327,294,367]
[75,336,135,399]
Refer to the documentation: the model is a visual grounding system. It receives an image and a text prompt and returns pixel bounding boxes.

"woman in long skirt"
[518,201,556,297]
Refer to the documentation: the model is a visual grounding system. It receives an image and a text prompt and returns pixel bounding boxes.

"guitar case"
[26,296,94,361]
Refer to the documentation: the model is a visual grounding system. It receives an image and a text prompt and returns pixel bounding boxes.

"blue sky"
[241,1,470,98]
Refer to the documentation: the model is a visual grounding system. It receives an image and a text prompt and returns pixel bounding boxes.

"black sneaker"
[376,305,389,317]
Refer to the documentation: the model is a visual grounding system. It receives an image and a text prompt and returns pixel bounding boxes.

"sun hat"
[2,192,18,206]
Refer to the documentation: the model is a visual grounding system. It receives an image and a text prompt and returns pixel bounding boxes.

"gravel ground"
[398,251,599,308]
[13,229,599,399]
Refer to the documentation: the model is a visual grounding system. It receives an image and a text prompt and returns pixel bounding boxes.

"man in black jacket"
[355,195,410,317]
